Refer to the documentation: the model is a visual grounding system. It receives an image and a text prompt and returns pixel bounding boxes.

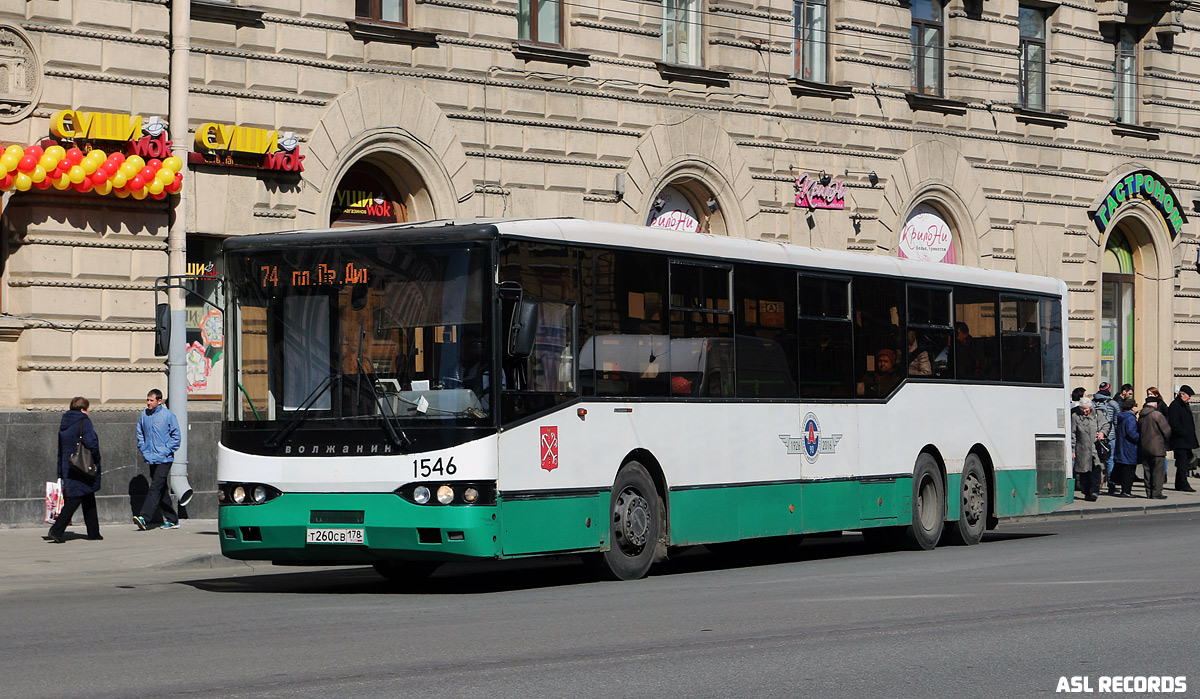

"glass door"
[1100,230,1135,389]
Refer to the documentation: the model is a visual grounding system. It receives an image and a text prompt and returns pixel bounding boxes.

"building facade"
[1,0,1198,523]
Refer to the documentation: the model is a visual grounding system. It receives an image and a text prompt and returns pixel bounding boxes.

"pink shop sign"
[898,208,957,264]
[794,173,846,210]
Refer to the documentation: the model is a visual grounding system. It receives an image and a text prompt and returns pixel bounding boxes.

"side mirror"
[508,299,539,358]
[153,303,170,356]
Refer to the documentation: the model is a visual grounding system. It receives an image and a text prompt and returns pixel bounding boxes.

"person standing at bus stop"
[1167,386,1198,493]
[132,389,182,530]
[1110,398,1139,498]
[1093,383,1118,494]
[1138,398,1171,500]
[1072,396,1105,501]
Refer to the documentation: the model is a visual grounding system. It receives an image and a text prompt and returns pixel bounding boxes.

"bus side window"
[954,287,1000,382]
[797,274,853,398]
[1000,296,1042,383]
[735,263,798,399]
[852,275,903,398]
[590,250,668,397]
[1039,297,1064,386]
[907,285,952,379]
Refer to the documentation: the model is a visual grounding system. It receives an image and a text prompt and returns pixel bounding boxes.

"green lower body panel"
[219,493,501,563]
[500,493,609,556]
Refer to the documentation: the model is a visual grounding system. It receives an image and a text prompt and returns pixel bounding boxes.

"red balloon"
[65,148,84,165]
[34,178,52,190]
[166,176,182,194]
[139,166,155,181]
[101,162,118,177]
[151,190,167,200]
[0,174,12,189]
[18,155,37,172]
[74,179,93,193]
[109,152,125,166]
[129,175,144,190]
[148,159,162,170]
[26,145,44,159]
[90,171,108,186]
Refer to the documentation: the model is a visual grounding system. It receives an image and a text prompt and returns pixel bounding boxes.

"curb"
[1003,501,1200,523]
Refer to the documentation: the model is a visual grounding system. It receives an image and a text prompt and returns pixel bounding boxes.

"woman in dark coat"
[1167,386,1199,493]
[1111,398,1140,497]
[47,396,102,543]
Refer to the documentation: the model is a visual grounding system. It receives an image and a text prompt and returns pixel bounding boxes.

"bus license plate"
[306,528,365,544]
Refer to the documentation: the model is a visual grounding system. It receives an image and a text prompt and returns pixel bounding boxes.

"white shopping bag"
[44,480,64,524]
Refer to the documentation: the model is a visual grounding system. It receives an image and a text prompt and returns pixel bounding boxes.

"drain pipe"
[166,0,193,507]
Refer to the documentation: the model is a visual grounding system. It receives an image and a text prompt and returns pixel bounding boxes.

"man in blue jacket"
[133,389,182,530]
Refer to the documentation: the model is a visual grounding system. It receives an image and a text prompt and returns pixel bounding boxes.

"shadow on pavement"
[177,529,1057,596]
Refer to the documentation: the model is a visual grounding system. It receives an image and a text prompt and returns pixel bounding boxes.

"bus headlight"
[463,487,479,504]
[437,485,454,504]
[232,486,246,504]
[253,486,268,504]
[413,486,431,504]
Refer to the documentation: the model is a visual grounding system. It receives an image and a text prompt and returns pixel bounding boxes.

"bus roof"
[224,217,1065,296]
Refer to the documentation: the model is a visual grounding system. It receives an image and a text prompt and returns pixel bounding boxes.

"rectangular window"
[1000,296,1041,383]
[906,285,952,379]
[735,264,798,399]
[1019,5,1046,111]
[954,287,1000,381]
[589,251,669,397]
[669,261,733,397]
[1115,26,1138,123]
[1040,298,1064,386]
[664,0,701,66]
[794,0,828,83]
[518,0,562,45]
[355,0,404,24]
[799,274,854,398]
[910,0,944,96]
[853,276,904,398]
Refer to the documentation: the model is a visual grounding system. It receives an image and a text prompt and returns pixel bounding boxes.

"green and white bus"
[218,218,1071,580]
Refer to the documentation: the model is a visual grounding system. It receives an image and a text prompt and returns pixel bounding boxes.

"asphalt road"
[3,512,1198,698]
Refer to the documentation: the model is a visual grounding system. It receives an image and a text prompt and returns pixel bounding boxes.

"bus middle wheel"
[906,453,945,551]
[587,461,663,581]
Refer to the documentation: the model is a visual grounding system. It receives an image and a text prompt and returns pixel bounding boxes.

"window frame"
[794,0,829,83]
[663,0,703,66]
[518,0,565,47]
[1114,25,1139,124]
[1018,5,1047,112]
[355,0,406,26]
[910,0,944,97]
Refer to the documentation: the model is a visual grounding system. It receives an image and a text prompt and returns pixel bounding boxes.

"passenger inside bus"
[863,348,901,397]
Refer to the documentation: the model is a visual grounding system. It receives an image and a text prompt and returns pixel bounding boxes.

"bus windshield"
[224,242,493,431]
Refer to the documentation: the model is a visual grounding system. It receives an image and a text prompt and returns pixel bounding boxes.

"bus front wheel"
[587,462,664,581]
[906,454,945,551]
[947,454,988,546]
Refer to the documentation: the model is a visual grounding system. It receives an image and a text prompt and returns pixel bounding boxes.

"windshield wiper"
[356,355,410,448]
[264,374,334,448]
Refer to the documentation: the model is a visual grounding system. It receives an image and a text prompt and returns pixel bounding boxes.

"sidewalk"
[1005,482,1200,521]
[0,519,241,586]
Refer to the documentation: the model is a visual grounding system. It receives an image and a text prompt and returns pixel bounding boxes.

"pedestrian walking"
[1167,386,1199,493]
[1138,399,1171,500]
[1093,383,1117,493]
[47,396,102,543]
[1072,396,1105,501]
[133,389,182,530]
[1111,398,1139,498]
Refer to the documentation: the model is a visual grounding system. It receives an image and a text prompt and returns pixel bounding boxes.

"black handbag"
[1094,438,1112,463]
[68,420,98,480]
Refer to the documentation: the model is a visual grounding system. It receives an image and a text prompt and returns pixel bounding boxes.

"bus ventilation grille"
[1035,439,1067,498]
[310,510,365,524]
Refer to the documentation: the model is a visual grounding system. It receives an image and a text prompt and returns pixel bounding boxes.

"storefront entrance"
[1100,229,1135,390]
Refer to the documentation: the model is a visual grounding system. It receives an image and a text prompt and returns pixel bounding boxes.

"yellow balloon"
[113,186,130,198]
[39,154,56,171]
[53,174,71,190]
[68,165,86,184]
[31,165,46,183]
[81,159,99,175]
[14,172,31,191]
[112,171,128,188]
[86,149,106,162]
[147,179,164,195]
[4,144,23,158]
[0,153,18,171]
[131,187,147,200]
[125,155,145,170]
[94,180,112,195]
[46,145,66,160]
[161,156,183,174]
[155,169,174,186]
[120,163,139,178]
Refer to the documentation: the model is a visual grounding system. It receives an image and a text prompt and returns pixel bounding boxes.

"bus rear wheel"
[587,462,664,581]
[905,454,945,550]
[947,454,988,546]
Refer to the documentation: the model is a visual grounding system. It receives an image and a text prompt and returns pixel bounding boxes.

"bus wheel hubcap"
[918,477,938,531]
[963,474,984,526]
[614,488,650,553]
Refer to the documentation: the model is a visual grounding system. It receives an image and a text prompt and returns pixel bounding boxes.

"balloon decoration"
[0,143,184,197]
